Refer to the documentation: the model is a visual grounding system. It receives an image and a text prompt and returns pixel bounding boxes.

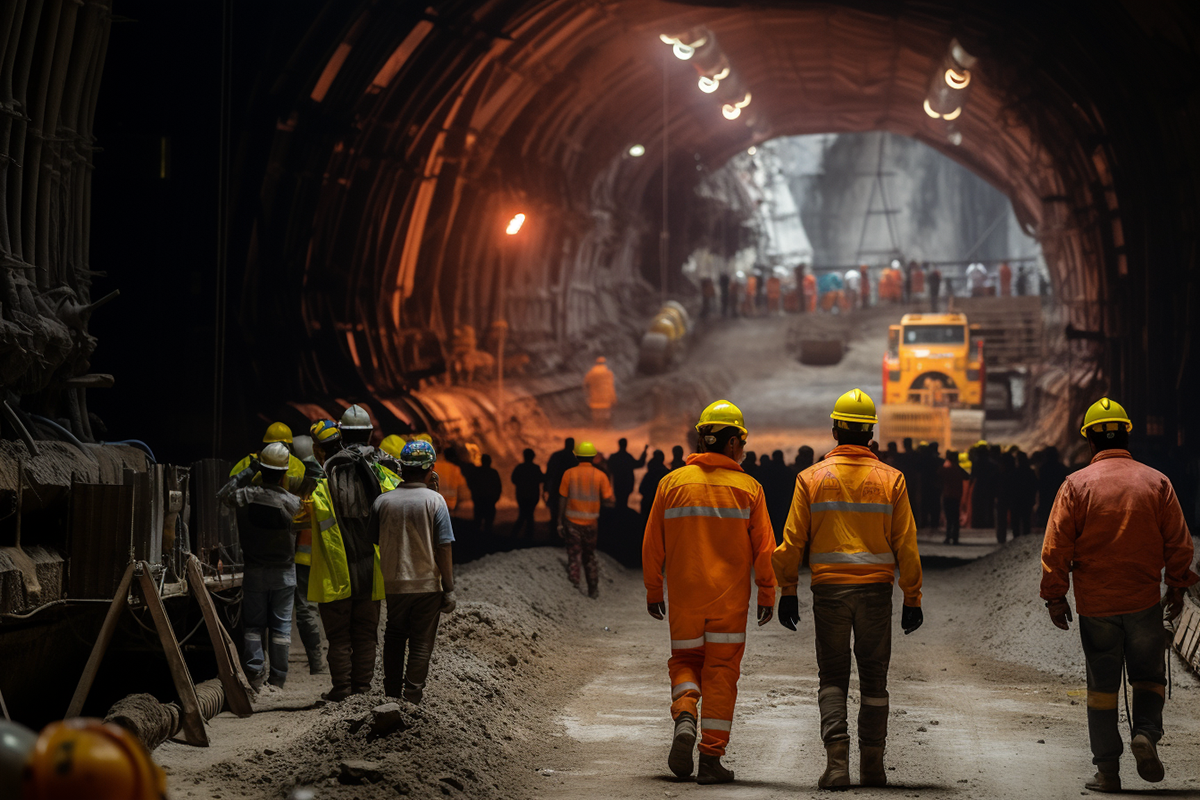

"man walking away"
[557,441,613,597]
[469,454,501,535]
[1041,397,1198,793]
[774,389,923,790]
[643,400,776,785]
[584,357,617,428]
[544,438,576,525]
[370,440,456,704]
[511,449,543,538]
[669,445,686,471]
[938,451,968,544]
[608,439,648,510]
[218,443,306,691]
[638,450,670,518]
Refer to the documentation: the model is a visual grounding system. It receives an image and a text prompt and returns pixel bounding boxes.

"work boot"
[307,648,327,675]
[321,687,352,702]
[248,670,267,693]
[1084,764,1121,793]
[860,745,887,787]
[696,754,734,785]
[1131,734,1165,783]
[668,713,696,778]
[818,741,851,790]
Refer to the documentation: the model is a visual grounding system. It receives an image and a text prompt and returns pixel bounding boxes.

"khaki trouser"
[384,592,443,703]
[811,583,892,747]
[319,598,380,694]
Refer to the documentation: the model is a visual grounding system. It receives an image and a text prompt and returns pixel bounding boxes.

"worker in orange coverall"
[643,399,777,785]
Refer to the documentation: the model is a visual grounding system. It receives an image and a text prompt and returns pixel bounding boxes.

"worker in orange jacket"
[643,400,777,785]
[1041,398,1198,793]
[773,388,923,790]
[558,441,613,597]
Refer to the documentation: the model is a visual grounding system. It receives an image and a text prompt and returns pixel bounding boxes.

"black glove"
[1165,587,1185,622]
[1046,597,1072,631]
[901,605,923,635]
[778,595,801,631]
[647,601,665,620]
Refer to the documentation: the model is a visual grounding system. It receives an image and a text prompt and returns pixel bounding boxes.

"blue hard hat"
[400,439,436,469]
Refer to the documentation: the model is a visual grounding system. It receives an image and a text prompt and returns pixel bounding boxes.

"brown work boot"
[1131,734,1164,783]
[696,754,735,785]
[1084,765,1121,793]
[860,745,887,787]
[818,741,851,790]
[667,713,696,778]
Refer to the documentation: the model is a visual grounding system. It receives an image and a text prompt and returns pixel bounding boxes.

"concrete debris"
[337,760,384,785]
[368,702,408,737]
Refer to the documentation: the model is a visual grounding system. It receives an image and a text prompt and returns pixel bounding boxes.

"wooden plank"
[136,563,208,746]
[186,556,253,718]
[67,561,135,718]
[1174,606,1194,648]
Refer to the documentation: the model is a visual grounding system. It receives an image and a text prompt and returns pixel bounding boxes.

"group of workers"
[640,390,1196,792]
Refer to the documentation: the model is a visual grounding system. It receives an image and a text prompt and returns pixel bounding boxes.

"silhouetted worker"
[792,445,814,475]
[995,447,1015,543]
[468,454,501,535]
[904,260,917,304]
[639,450,670,518]
[719,273,731,317]
[762,450,793,544]
[608,438,648,510]
[795,264,808,314]
[701,277,716,320]
[755,269,767,312]
[1036,446,1068,525]
[1011,450,1037,538]
[928,267,942,312]
[1015,265,1029,296]
[882,441,898,466]
[728,277,741,318]
[920,442,943,530]
[742,450,758,478]
[545,438,576,524]
[670,445,686,471]
[894,438,919,523]
[969,444,997,529]
[939,451,968,544]
[511,448,544,538]
[766,273,782,314]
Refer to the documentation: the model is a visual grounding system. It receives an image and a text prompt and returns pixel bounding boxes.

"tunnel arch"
[233,0,1199,449]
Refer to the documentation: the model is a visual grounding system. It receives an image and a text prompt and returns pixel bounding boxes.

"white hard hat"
[260,442,291,471]
[291,435,314,461]
[340,404,373,431]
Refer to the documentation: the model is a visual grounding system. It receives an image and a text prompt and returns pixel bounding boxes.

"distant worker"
[310,404,394,701]
[938,450,968,544]
[607,438,648,510]
[744,272,758,316]
[1015,265,1029,296]
[859,265,871,309]
[468,454,502,535]
[795,264,808,314]
[557,441,614,597]
[510,448,544,538]
[584,356,617,428]
[967,262,988,296]
[369,439,456,704]
[766,273,782,314]
[218,442,307,690]
[817,270,844,313]
[843,268,861,311]
[437,445,469,517]
[774,388,923,789]
[638,450,670,517]
[670,445,686,471]
[903,260,916,304]
[544,438,576,524]
[1010,450,1037,538]
[728,276,742,318]
[719,273,731,317]
[1035,445,1068,525]
[1041,397,1198,793]
[755,269,767,312]
[642,400,776,784]
[912,262,927,299]
[998,261,1013,296]
[927,266,942,312]
[792,445,814,475]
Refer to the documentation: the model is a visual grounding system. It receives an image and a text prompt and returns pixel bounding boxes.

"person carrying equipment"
[642,400,777,785]
[557,441,613,597]
[773,388,923,790]
[1041,397,1198,793]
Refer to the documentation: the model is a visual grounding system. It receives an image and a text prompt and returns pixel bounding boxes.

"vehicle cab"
[883,312,983,407]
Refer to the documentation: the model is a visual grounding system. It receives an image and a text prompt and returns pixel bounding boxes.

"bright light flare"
[942,106,962,121]
[722,104,741,120]
[945,68,971,89]
[747,146,757,155]
[923,99,941,118]
[698,76,720,93]
[673,42,695,60]
[713,66,730,81]
[734,92,752,109]
[506,213,526,235]
[628,144,645,157]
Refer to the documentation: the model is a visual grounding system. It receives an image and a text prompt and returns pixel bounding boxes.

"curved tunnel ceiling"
[235,0,1200,441]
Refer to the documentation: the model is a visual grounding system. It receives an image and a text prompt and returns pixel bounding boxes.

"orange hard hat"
[23,719,166,800]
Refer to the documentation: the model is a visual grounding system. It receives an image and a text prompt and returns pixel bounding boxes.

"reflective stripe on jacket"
[773,444,922,606]
[307,478,385,603]
[643,452,777,612]
[560,464,612,525]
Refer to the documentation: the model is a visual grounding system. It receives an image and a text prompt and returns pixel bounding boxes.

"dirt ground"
[156,533,1200,800]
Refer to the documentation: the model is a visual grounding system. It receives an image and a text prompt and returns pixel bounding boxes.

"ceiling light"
[628,144,645,157]
[722,104,741,120]
[673,42,695,60]
[945,68,971,89]
[506,213,525,235]
[748,146,757,155]
[698,76,719,93]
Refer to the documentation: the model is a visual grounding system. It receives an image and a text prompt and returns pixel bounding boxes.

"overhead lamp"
[722,104,741,120]
[698,76,720,93]
[628,144,645,157]
[506,213,525,235]
[748,146,757,155]
[673,42,695,60]
[945,67,970,89]
[924,38,976,122]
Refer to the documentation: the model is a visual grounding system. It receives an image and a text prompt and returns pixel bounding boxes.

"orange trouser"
[667,607,747,757]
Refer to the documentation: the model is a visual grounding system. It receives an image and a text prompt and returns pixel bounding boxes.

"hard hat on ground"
[340,404,373,430]
[1081,396,1133,438]
[23,719,167,800]
[291,435,314,461]
[310,419,342,443]
[259,442,291,471]
[830,388,877,427]
[263,422,292,444]
[400,439,437,470]
[0,720,38,796]
[380,434,406,458]
[574,441,598,458]
[695,399,748,437]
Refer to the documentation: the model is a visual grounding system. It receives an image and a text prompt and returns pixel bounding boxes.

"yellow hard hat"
[412,433,433,444]
[23,719,167,800]
[263,422,292,444]
[1081,396,1133,438]
[574,441,598,458]
[830,388,877,426]
[310,419,341,443]
[380,434,406,458]
[695,399,748,436]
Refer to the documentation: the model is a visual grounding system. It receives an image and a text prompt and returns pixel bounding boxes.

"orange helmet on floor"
[23,719,167,800]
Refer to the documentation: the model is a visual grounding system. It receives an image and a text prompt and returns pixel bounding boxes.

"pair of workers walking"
[643,391,1195,791]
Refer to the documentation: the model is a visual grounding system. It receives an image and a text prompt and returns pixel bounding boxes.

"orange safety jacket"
[643,452,777,612]
[773,444,922,606]
[437,461,468,513]
[560,463,613,525]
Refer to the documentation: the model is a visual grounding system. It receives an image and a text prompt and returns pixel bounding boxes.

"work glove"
[901,605,923,635]
[440,591,457,614]
[1046,596,1073,631]
[1165,586,1186,622]
[647,601,666,620]
[757,604,773,626]
[778,595,801,631]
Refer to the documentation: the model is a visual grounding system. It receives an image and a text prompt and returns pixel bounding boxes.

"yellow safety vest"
[305,460,397,603]
[230,453,307,490]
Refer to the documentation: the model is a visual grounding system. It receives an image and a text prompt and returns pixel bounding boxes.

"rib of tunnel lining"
[233,0,1199,449]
